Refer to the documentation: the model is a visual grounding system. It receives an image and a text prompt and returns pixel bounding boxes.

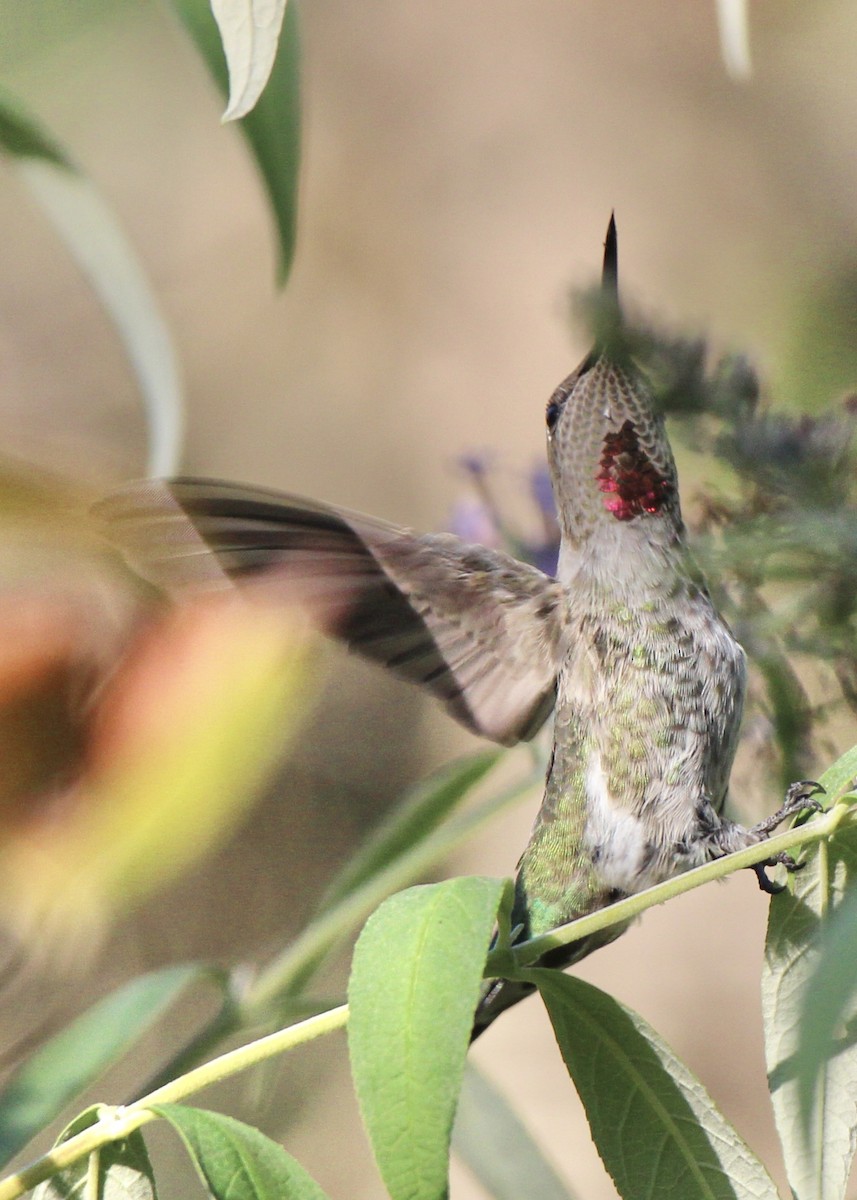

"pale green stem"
[84,1149,99,1200]
[490,799,855,974]
[0,1006,348,1200]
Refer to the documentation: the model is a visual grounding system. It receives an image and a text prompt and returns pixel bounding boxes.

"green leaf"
[348,877,504,1200]
[171,0,300,282]
[0,88,185,477]
[763,818,857,1200]
[0,86,69,165]
[153,1104,330,1199]
[452,1062,578,1200]
[210,0,288,121]
[753,650,813,789]
[532,970,779,1200]
[317,750,501,913]
[0,965,202,1166]
[795,886,857,1138]
[33,1109,157,1200]
[816,741,857,805]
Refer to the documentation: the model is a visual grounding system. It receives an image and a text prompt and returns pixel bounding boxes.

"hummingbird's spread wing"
[97,479,563,745]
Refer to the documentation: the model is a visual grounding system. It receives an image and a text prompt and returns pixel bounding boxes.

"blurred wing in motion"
[97,479,564,745]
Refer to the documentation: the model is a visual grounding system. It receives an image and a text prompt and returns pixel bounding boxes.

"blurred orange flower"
[0,465,314,947]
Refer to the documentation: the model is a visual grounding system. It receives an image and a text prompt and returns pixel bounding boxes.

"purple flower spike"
[457,451,494,479]
[448,452,560,575]
[530,464,556,519]
[524,540,560,577]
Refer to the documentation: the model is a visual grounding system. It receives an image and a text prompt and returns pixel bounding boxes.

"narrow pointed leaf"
[171,0,300,281]
[210,0,288,121]
[814,741,857,805]
[0,88,184,476]
[33,1110,157,1200]
[0,965,203,1165]
[452,1062,578,1200]
[763,749,857,1200]
[532,970,779,1200]
[0,89,69,165]
[348,877,504,1200]
[317,750,501,913]
[245,751,539,1014]
[715,0,751,80]
[153,1104,330,1199]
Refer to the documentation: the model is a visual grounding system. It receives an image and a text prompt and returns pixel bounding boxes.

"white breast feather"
[584,751,653,891]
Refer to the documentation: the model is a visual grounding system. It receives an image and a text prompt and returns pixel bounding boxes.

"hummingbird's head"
[546,216,684,569]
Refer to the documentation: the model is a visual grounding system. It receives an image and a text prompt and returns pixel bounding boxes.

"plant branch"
[4,797,852,1200]
[489,799,855,975]
[0,1006,348,1200]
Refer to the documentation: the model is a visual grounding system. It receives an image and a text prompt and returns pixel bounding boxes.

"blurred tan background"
[2,1,857,1197]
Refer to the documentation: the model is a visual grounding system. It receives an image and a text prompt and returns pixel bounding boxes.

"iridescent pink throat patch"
[596,420,673,521]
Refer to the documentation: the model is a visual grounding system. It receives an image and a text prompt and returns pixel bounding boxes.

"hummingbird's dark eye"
[546,399,562,430]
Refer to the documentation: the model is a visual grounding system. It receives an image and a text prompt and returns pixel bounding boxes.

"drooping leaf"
[763,747,857,1200]
[0,88,69,165]
[317,750,501,913]
[33,1108,157,1200]
[715,0,751,80]
[0,87,184,477]
[244,750,538,1015]
[532,970,779,1200]
[0,966,201,1166]
[452,1062,578,1200]
[171,0,300,282]
[153,1104,330,1199]
[264,750,502,1002]
[814,741,857,806]
[348,877,504,1200]
[210,0,288,121]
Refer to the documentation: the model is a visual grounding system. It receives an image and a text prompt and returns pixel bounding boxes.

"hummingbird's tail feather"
[470,919,631,1041]
[470,976,537,1043]
[96,478,564,746]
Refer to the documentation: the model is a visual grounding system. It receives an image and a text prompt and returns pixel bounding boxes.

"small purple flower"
[523,539,560,577]
[457,451,495,480]
[448,453,560,577]
[448,498,502,548]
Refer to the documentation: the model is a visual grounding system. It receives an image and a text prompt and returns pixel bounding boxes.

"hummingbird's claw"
[750,780,826,839]
[753,851,805,894]
[785,779,826,809]
[753,862,787,894]
[747,782,825,893]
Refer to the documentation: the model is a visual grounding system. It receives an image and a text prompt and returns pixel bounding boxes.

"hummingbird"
[98,216,820,1038]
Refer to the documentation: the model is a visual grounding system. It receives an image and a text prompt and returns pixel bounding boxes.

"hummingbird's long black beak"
[591,212,624,361]
[602,212,618,302]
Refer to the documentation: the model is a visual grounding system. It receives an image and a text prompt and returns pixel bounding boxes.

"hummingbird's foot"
[749,780,826,839]
[748,781,825,893]
[752,853,802,894]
